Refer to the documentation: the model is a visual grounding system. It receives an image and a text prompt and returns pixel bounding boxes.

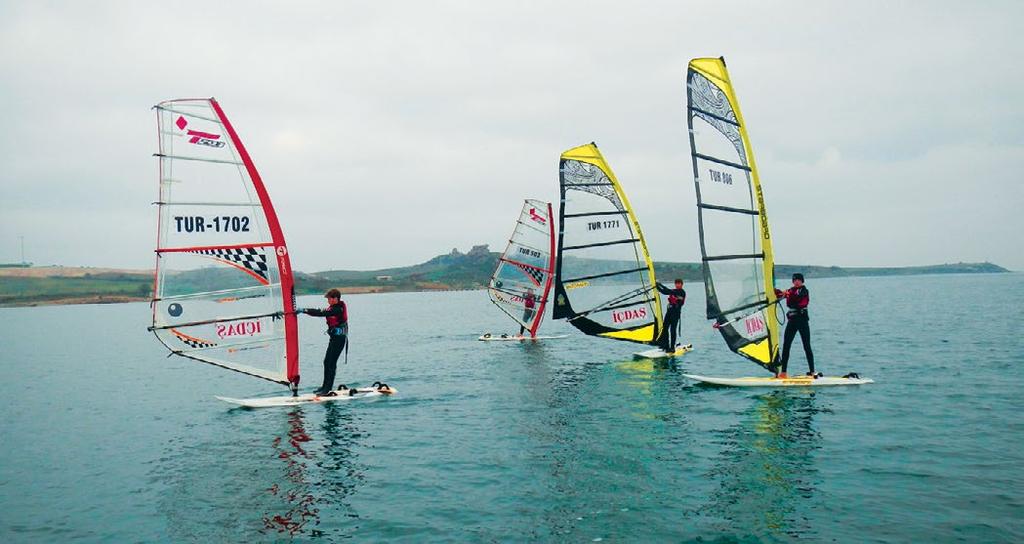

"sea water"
[0,273,1021,542]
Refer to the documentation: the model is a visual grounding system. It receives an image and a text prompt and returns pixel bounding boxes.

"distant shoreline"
[0,259,1012,308]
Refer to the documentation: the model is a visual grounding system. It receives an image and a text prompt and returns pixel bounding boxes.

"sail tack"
[150,98,299,387]
[487,200,556,337]
[552,143,662,344]
[687,58,779,369]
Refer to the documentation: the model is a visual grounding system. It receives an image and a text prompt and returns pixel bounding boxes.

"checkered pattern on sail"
[511,261,544,286]
[190,247,269,282]
[172,329,217,349]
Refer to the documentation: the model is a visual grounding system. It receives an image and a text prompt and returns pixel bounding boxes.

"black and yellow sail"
[552,143,663,344]
[687,57,780,370]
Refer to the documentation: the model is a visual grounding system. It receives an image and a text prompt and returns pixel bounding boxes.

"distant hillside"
[309,246,1010,294]
[0,255,1010,306]
[306,245,496,293]
[0,267,152,306]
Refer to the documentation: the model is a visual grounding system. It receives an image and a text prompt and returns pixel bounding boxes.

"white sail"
[150,98,299,387]
[487,200,556,337]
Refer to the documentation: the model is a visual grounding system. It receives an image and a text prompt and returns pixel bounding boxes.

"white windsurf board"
[684,374,873,387]
[633,343,693,359]
[478,334,569,341]
[217,385,397,408]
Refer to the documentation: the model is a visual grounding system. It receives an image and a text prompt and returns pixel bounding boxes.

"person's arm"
[307,305,345,317]
[656,283,670,295]
[774,288,789,299]
[679,289,686,306]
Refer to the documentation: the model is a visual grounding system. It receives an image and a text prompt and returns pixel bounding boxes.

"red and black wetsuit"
[520,292,537,336]
[775,286,813,374]
[655,283,686,351]
[305,302,348,393]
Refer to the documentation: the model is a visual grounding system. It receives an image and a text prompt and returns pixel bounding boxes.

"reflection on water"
[262,409,315,535]
[154,405,366,540]
[702,391,828,539]
[508,354,692,540]
[311,403,366,536]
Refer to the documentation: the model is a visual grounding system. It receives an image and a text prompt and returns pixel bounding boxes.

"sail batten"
[687,57,779,370]
[552,143,662,344]
[487,200,556,337]
[154,153,245,166]
[151,98,299,389]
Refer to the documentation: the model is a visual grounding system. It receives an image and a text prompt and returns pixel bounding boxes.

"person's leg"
[521,309,534,336]
[798,318,814,374]
[319,336,344,393]
[780,320,798,374]
[657,313,672,350]
[668,313,678,348]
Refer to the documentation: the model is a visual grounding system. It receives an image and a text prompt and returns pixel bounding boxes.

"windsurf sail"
[687,57,779,371]
[149,98,299,389]
[487,199,556,337]
[552,143,662,344]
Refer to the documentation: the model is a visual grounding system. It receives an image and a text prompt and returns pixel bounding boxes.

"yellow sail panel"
[738,338,772,365]
[688,57,779,369]
[552,142,663,344]
[600,324,657,343]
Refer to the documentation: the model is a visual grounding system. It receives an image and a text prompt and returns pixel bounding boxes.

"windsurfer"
[520,288,537,336]
[303,289,348,395]
[774,273,814,378]
[655,279,686,352]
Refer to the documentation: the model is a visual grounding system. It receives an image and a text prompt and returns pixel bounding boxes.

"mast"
[209,99,299,389]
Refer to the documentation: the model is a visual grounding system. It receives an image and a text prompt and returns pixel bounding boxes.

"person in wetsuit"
[302,288,348,395]
[520,288,536,337]
[774,273,814,378]
[655,279,686,352]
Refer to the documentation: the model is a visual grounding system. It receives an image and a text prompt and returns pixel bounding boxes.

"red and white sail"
[150,98,299,388]
[487,200,556,337]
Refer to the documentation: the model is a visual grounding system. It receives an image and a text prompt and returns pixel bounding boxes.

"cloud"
[1,1,1022,270]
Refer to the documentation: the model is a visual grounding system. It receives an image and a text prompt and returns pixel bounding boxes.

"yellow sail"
[687,58,779,369]
[552,143,663,344]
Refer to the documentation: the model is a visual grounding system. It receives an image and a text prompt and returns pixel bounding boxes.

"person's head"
[674,278,683,289]
[325,288,342,304]
[791,273,804,287]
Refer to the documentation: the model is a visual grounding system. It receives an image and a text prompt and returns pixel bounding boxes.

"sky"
[1,1,1022,271]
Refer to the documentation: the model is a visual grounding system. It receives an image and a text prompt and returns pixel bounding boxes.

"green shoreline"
[0,248,1010,308]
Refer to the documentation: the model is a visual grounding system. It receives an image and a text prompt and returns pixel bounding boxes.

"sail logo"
[744,315,766,335]
[176,116,226,148]
[529,208,547,225]
[755,185,770,240]
[612,306,647,324]
[216,319,266,339]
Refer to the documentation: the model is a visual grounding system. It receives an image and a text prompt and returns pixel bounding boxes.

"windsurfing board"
[633,343,693,359]
[217,386,397,408]
[684,374,873,387]
[478,334,569,341]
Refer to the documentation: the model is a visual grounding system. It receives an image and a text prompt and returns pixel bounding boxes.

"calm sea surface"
[1,273,1022,542]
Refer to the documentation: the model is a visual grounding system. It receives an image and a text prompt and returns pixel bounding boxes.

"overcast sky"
[1,1,1021,271]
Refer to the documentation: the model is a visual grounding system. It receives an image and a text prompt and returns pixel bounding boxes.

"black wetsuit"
[655,283,686,351]
[305,302,348,393]
[777,286,813,374]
